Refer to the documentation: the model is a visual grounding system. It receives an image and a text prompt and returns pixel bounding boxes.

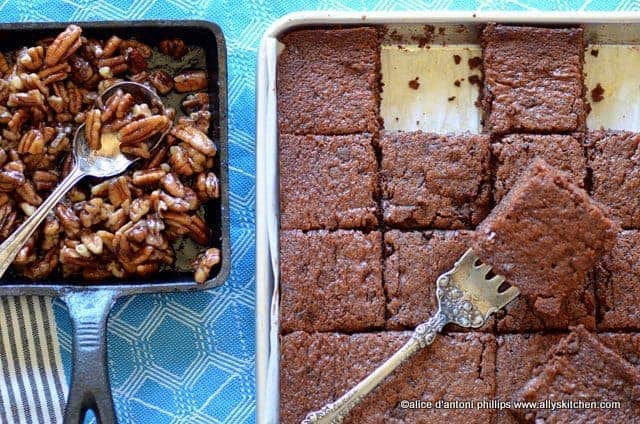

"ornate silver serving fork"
[302,248,520,424]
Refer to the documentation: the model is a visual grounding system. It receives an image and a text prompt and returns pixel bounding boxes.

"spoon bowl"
[73,81,168,177]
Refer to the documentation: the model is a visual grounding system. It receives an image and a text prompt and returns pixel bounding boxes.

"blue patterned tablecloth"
[0,0,634,423]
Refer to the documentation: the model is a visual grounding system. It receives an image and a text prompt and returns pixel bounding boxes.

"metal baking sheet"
[255,11,640,424]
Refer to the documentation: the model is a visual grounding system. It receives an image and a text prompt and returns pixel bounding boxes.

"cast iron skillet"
[0,21,229,424]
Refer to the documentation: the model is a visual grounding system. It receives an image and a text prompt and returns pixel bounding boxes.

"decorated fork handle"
[301,311,448,424]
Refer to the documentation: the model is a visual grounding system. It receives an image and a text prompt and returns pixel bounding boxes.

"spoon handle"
[0,165,86,279]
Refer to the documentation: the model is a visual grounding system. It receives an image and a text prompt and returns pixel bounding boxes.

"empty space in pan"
[380,24,482,134]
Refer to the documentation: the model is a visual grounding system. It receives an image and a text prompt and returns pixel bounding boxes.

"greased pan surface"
[255,11,640,424]
[0,20,229,424]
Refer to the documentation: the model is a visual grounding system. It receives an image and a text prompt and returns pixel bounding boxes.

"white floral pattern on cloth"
[0,0,635,423]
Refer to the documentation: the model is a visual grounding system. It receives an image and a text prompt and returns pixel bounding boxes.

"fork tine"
[486,274,505,287]
[475,263,492,277]
[495,286,520,309]
[458,248,478,266]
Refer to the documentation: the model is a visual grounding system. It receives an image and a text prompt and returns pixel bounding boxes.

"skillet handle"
[62,290,118,424]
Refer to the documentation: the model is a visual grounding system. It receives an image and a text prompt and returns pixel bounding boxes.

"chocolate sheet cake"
[472,160,619,316]
[280,331,496,424]
[279,133,378,231]
[280,230,385,333]
[513,326,640,421]
[481,24,586,134]
[276,24,633,423]
[594,230,640,331]
[492,134,586,202]
[277,27,381,135]
[380,131,491,230]
[587,130,640,228]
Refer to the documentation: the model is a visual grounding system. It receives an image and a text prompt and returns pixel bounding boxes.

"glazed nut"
[174,70,207,93]
[119,39,152,58]
[160,173,186,198]
[16,181,42,206]
[80,232,104,255]
[18,46,45,71]
[130,197,151,222]
[77,198,105,228]
[193,248,220,284]
[195,172,220,200]
[102,36,122,58]
[38,62,71,85]
[18,129,45,154]
[85,109,102,150]
[0,203,17,239]
[158,38,187,59]
[120,144,150,159]
[105,207,128,232]
[168,145,194,176]
[67,84,84,114]
[131,103,152,119]
[0,52,9,74]
[33,170,59,192]
[47,95,66,113]
[60,246,86,266]
[69,55,95,85]
[149,70,174,95]
[170,124,216,156]
[116,93,134,119]
[45,24,82,67]
[132,168,167,186]
[15,236,36,263]
[108,176,131,208]
[20,73,49,96]
[8,108,29,132]
[119,115,171,146]
[8,90,44,107]
[182,92,209,112]
[125,46,148,74]
[19,202,36,217]
[101,89,122,122]
[21,249,58,280]
[97,55,127,75]
[55,203,81,237]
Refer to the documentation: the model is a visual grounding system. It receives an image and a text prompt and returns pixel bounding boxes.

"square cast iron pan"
[0,20,229,424]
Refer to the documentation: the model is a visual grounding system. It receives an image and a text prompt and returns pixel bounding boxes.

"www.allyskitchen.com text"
[399,399,622,411]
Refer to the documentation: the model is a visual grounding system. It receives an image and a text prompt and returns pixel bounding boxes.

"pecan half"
[193,248,220,284]
[149,70,174,95]
[102,36,122,58]
[22,249,58,280]
[33,170,59,192]
[116,93,134,119]
[85,109,102,150]
[132,168,166,186]
[16,181,42,206]
[18,129,46,154]
[108,176,131,208]
[18,46,45,71]
[119,115,171,146]
[55,203,81,237]
[182,92,209,113]
[170,124,216,156]
[38,62,71,85]
[45,25,82,67]
[159,38,187,59]
[174,70,207,93]
[8,90,44,107]
[195,172,220,200]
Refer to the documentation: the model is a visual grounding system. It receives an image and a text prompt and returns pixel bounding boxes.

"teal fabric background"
[0,0,634,423]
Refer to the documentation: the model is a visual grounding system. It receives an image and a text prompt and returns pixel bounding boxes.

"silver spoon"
[0,81,169,279]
